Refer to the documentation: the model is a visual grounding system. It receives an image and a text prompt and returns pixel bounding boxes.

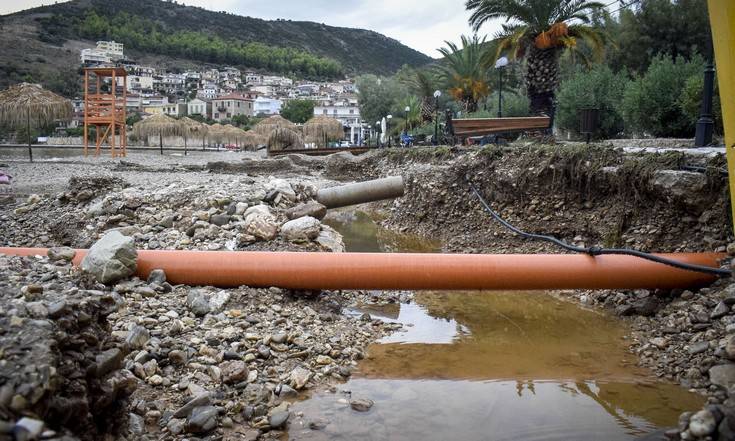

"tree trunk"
[525,46,562,117]
[159,133,163,155]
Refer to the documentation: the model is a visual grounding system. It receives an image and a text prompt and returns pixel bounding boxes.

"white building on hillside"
[81,40,124,65]
[187,98,212,119]
[254,97,282,116]
[96,41,124,59]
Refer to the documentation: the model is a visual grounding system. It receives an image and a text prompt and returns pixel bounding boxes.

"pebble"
[269,411,290,429]
[689,409,717,437]
[349,398,374,412]
[186,405,218,434]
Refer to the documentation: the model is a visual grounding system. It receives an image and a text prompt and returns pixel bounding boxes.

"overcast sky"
[0,0,507,57]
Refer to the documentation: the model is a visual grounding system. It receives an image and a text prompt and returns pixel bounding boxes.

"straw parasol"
[206,123,227,149]
[254,115,296,137]
[303,115,344,148]
[242,130,266,150]
[0,82,72,162]
[179,117,208,156]
[224,125,245,148]
[133,113,182,155]
[267,128,304,151]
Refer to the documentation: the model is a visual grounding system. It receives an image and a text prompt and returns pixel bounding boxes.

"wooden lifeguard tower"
[83,67,127,157]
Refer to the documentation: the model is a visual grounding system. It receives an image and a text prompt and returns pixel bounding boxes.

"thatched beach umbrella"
[267,127,304,152]
[133,114,182,155]
[0,82,72,162]
[179,117,208,156]
[242,130,266,150]
[303,115,343,148]
[206,123,227,150]
[224,125,245,148]
[254,115,296,137]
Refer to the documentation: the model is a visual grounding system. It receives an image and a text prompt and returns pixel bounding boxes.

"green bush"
[483,90,530,118]
[621,54,704,137]
[678,73,723,136]
[556,65,628,139]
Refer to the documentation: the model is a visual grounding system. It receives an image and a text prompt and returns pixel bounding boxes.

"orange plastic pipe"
[0,248,724,290]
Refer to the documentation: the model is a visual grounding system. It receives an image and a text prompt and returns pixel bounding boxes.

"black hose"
[468,183,731,277]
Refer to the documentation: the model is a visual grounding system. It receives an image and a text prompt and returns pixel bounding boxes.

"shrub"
[556,65,628,139]
[678,73,723,136]
[621,54,703,137]
[480,90,531,118]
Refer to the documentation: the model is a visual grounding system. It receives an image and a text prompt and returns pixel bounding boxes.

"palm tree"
[400,69,438,123]
[437,35,494,113]
[466,0,606,116]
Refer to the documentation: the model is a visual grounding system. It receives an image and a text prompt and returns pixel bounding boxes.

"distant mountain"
[0,0,433,92]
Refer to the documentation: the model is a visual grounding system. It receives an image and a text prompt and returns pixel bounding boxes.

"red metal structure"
[83,67,127,157]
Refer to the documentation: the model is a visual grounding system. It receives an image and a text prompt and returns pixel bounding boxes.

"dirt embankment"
[369,144,731,254]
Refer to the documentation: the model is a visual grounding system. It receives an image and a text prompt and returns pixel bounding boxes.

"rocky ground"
[0,151,402,440]
[2,144,735,440]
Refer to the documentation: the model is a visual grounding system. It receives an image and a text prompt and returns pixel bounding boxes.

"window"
[349,109,354,114]
[323,109,327,115]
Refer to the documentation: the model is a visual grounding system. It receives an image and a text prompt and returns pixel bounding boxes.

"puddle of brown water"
[288,212,704,440]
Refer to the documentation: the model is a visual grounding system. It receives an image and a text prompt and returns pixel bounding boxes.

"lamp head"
[495,56,509,69]
[433,90,442,98]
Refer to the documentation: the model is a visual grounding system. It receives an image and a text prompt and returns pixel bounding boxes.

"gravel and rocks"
[0,153,401,440]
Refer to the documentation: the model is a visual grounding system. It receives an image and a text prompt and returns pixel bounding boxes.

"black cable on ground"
[468,183,731,277]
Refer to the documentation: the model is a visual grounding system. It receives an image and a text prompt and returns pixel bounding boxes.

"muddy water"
[289,212,705,440]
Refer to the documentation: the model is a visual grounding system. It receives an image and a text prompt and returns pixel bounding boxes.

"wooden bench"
[445,111,552,143]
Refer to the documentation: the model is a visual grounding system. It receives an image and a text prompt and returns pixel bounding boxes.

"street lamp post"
[404,106,410,134]
[695,40,715,147]
[387,115,393,147]
[433,90,441,145]
[375,120,381,147]
[495,56,509,118]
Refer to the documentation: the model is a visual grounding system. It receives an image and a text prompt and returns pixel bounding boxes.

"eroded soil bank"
[0,144,734,440]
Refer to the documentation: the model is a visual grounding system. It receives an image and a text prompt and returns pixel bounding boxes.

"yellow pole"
[708,0,735,234]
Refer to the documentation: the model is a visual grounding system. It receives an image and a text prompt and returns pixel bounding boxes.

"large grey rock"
[125,325,150,349]
[266,178,297,202]
[288,366,312,390]
[220,360,248,384]
[651,170,709,209]
[709,364,735,388]
[350,398,374,412]
[147,269,166,285]
[95,348,124,378]
[81,231,137,284]
[269,411,289,429]
[281,216,321,241]
[174,393,211,418]
[244,205,279,241]
[210,214,231,226]
[186,290,230,316]
[186,405,218,434]
[47,247,76,262]
[128,413,145,435]
[187,290,211,317]
[689,409,717,437]
[316,225,345,253]
[285,202,327,220]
